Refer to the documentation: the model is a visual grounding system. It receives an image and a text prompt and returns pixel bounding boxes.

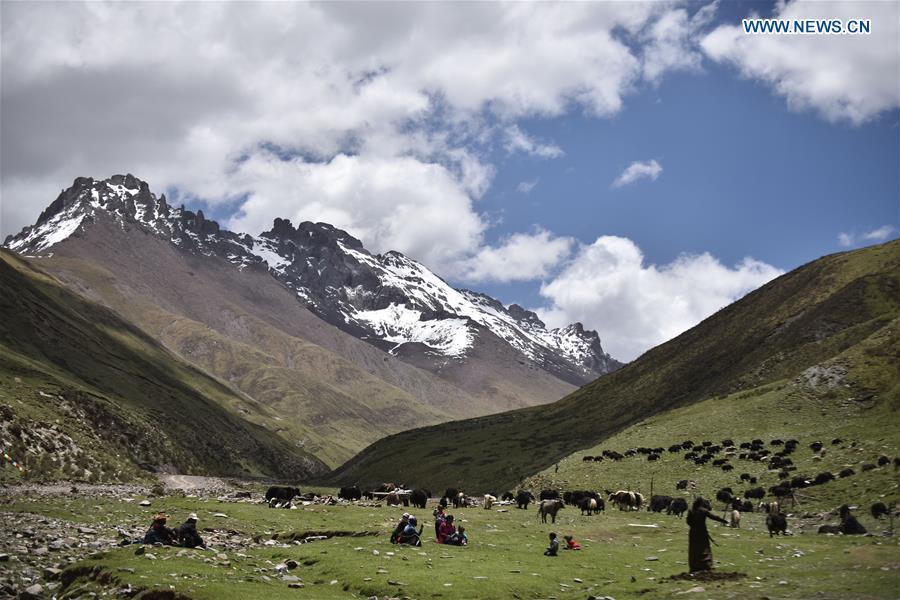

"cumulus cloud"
[453,229,574,283]
[537,236,783,360]
[504,125,563,158]
[701,1,900,124]
[837,225,896,248]
[0,1,704,277]
[517,179,539,194]
[612,159,663,188]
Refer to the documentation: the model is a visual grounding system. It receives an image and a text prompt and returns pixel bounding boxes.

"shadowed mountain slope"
[0,250,327,481]
[327,240,900,491]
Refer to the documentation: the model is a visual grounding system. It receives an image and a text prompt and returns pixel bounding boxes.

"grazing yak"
[538,499,565,523]
[809,441,824,452]
[877,455,890,467]
[813,472,835,485]
[839,505,867,535]
[539,489,560,501]
[265,486,300,503]
[839,468,855,478]
[501,491,515,501]
[338,486,362,501]
[410,489,430,509]
[516,490,536,510]
[609,490,643,511]
[729,509,741,528]
[667,498,688,517]
[483,494,497,509]
[871,502,889,519]
[580,497,602,515]
[861,463,877,472]
[648,495,673,513]
[745,487,766,500]
[375,482,398,493]
[385,492,403,506]
[766,511,788,537]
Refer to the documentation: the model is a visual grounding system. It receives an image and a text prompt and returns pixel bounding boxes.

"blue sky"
[474,61,899,309]
[2,1,897,359]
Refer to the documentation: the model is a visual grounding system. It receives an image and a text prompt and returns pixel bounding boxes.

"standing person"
[544,532,559,556]
[143,513,177,546]
[437,514,456,544]
[178,513,206,549]
[686,497,727,572]
[433,505,446,541]
[555,463,559,474]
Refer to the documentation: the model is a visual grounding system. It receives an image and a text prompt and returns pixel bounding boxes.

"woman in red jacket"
[437,514,456,543]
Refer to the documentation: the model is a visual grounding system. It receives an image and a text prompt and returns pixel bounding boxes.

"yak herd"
[262,435,894,539]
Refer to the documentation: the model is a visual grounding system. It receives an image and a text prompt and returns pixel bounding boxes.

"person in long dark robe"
[686,497,728,572]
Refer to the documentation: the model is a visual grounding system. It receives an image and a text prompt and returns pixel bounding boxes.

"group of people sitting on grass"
[388,506,469,547]
[140,512,206,548]
[544,533,580,556]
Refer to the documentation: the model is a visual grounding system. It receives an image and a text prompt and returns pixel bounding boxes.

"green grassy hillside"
[0,250,327,482]
[328,241,900,492]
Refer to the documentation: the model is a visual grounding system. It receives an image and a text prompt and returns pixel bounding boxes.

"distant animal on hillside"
[739,473,752,482]
[609,490,643,511]
[385,492,402,506]
[813,472,835,486]
[766,511,788,537]
[667,498,688,517]
[877,455,890,467]
[861,463,876,472]
[838,468,855,478]
[538,499,565,523]
[443,488,458,504]
[648,495,672,513]
[729,509,741,528]
[453,492,467,508]
[410,489,430,509]
[338,486,362,501]
[375,482,398,493]
[675,479,690,490]
[871,502,889,519]
[759,501,780,514]
[483,494,496,509]
[744,487,765,500]
[539,489,560,501]
[740,500,754,513]
[809,441,823,452]
[715,488,733,508]
[501,491,515,501]
[516,490,535,509]
[265,486,300,503]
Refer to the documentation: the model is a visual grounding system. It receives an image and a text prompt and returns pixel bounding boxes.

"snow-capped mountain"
[5,175,621,383]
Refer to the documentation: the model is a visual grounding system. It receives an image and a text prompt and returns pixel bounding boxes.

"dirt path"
[160,474,231,491]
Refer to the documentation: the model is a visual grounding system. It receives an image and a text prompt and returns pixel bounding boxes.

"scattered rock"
[646,556,659,561]
[43,567,63,579]
[134,546,145,556]
[139,500,151,506]
[288,582,304,588]
[675,587,705,594]
[20,583,44,599]
[77,527,97,534]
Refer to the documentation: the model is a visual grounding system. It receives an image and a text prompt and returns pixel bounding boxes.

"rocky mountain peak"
[4,174,623,380]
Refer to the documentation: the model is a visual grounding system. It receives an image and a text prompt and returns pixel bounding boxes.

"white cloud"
[537,236,783,360]
[862,225,895,242]
[227,152,485,274]
[642,2,719,83]
[0,0,702,275]
[504,125,563,159]
[701,1,900,124]
[838,225,896,248]
[453,229,574,283]
[612,159,663,188]
[517,179,539,194]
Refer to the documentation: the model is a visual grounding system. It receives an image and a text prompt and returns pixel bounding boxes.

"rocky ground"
[0,480,293,599]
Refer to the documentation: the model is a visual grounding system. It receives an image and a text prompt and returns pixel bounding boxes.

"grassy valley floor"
[0,483,898,600]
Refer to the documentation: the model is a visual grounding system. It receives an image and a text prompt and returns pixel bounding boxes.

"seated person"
[397,516,424,546]
[563,535,581,550]
[437,514,456,544]
[444,525,468,546]
[390,512,410,544]
[143,513,177,546]
[178,513,206,548]
[544,532,559,556]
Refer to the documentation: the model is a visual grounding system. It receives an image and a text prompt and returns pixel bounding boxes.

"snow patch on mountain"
[355,304,474,356]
